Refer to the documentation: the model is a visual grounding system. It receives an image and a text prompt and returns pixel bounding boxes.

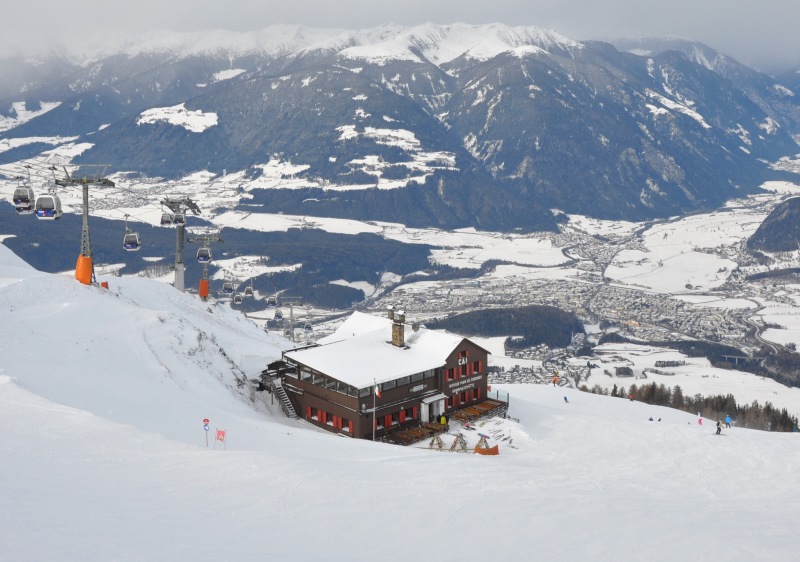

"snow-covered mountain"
[0,24,800,230]
[0,243,287,439]
[1,23,800,230]
[3,243,800,560]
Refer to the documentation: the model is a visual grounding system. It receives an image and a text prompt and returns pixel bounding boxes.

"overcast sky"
[6,0,800,74]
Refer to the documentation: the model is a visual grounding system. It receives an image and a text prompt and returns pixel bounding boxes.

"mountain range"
[2,23,800,231]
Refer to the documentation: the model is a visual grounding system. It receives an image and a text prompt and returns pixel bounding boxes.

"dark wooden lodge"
[271,308,499,441]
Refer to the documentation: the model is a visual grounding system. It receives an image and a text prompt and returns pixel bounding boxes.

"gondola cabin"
[197,247,211,263]
[13,186,35,214]
[244,286,254,297]
[160,212,174,226]
[222,281,234,294]
[303,322,313,332]
[267,295,278,307]
[233,293,243,304]
[274,309,284,321]
[173,212,186,225]
[34,194,62,220]
[123,232,141,251]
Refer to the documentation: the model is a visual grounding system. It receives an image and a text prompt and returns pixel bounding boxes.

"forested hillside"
[425,305,584,349]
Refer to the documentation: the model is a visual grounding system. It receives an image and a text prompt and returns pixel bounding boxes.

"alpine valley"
[4,23,800,381]
[5,23,800,561]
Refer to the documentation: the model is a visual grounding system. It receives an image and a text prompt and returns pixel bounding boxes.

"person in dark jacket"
[715,419,722,435]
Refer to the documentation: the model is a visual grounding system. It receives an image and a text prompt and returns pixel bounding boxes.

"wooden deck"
[450,399,507,423]
[384,422,448,446]
[384,399,509,446]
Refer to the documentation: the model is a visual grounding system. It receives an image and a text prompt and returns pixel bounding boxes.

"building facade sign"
[448,374,483,393]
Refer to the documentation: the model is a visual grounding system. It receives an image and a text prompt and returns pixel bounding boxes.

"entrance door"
[421,403,430,423]
[433,399,444,419]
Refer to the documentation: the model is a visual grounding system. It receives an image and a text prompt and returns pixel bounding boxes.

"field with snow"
[2,244,800,561]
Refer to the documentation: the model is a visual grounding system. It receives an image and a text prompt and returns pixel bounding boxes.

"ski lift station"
[262,308,508,442]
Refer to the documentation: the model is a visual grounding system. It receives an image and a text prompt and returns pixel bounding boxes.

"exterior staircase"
[270,377,298,419]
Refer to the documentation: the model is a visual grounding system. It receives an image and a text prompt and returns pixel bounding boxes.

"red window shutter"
[476,388,481,400]
[306,406,312,419]
[332,415,338,429]
[478,360,483,372]
[413,407,418,419]
[385,415,392,427]
[348,421,354,433]
[468,363,473,376]
[399,410,406,423]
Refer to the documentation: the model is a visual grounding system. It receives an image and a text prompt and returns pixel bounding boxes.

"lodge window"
[383,379,396,391]
[326,412,333,426]
[300,369,312,382]
[342,418,350,431]
[312,373,324,386]
[446,368,454,381]
[376,416,384,429]
[391,412,400,425]
[460,391,466,403]
[460,365,467,376]
[411,372,423,383]
[405,407,415,420]
[423,369,435,380]
[358,387,371,398]
[346,385,358,397]
[459,350,468,359]
[397,376,410,387]
[311,407,318,420]
[325,378,336,390]
[473,360,482,373]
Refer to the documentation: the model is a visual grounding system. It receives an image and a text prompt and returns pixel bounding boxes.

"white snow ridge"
[1,243,799,561]
[137,103,218,133]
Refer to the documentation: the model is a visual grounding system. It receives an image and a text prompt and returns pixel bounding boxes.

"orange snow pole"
[199,279,209,298]
[75,255,93,285]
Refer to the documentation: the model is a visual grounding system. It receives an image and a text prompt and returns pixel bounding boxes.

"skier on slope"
[715,419,722,435]
[725,414,732,428]
[698,412,703,425]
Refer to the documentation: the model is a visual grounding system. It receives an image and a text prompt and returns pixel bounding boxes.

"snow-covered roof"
[284,311,464,389]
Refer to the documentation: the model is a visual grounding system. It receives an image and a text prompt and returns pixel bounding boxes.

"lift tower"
[54,165,115,285]
[161,197,202,291]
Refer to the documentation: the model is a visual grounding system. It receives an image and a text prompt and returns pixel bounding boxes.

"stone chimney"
[392,310,406,347]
